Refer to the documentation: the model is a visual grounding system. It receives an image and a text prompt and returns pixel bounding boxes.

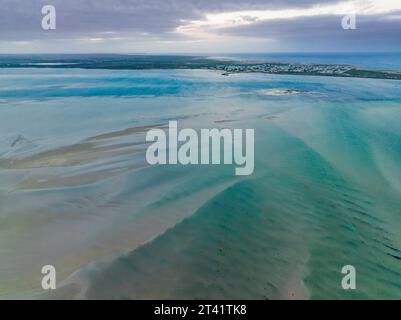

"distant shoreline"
[1,54,401,81]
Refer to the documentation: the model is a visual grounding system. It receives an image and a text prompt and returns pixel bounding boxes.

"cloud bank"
[0,0,400,53]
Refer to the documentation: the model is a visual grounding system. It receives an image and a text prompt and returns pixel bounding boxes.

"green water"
[0,68,400,299]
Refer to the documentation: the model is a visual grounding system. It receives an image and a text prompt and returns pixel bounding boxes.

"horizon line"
[0,51,401,55]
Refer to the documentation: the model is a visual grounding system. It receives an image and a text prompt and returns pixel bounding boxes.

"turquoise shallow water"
[0,67,400,299]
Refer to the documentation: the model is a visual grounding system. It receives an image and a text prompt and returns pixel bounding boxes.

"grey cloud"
[220,12,401,51]
[0,0,339,38]
[0,0,400,52]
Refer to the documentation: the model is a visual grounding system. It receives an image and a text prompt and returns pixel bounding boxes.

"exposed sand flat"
[83,124,166,142]
[0,124,161,169]
[0,124,161,191]
[213,119,237,123]
[0,141,147,169]
[265,115,279,121]
[15,163,147,190]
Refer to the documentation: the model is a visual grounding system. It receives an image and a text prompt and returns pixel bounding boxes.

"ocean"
[0,54,400,299]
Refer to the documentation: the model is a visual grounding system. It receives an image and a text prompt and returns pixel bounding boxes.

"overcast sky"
[0,0,400,53]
